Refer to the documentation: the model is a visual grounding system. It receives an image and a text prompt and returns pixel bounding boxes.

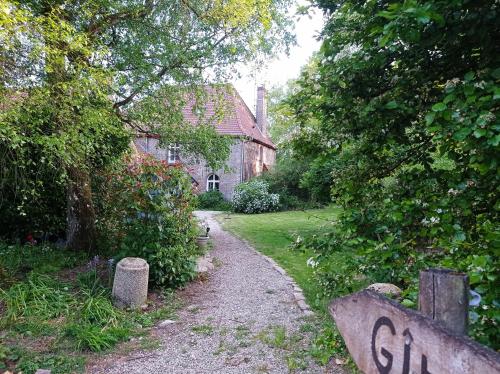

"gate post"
[419,268,469,335]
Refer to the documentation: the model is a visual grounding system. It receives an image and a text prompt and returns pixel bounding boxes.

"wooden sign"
[329,290,500,374]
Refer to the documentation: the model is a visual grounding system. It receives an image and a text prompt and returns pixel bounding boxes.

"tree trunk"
[66,166,97,252]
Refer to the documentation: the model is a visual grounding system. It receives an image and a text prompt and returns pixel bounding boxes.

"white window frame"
[207,174,220,191]
[168,143,180,163]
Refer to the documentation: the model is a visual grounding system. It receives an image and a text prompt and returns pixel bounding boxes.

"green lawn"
[218,206,341,311]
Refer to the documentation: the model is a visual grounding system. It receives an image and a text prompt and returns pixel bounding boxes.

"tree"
[288,0,499,346]
[0,0,294,250]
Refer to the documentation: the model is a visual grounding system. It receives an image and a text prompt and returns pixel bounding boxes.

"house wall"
[187,140,243,200]
[135,137,243,201]
[242,141,276,181]
[134,137,276,200]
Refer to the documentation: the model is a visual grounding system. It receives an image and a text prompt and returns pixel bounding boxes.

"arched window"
[207,174,220,191]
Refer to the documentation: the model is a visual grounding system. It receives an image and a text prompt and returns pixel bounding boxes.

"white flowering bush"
[232,180,279,214]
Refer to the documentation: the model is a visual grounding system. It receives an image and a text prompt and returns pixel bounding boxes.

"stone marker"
[329,290,500,374]
[196,255,214,274]
[35,370,51,374]
[112,257,149,309]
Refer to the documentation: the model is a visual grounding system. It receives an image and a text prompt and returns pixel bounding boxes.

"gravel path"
[90,211,332,373]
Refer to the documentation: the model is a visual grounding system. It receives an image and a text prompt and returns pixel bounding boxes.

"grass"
[218,206,340,310]
[191,323,215,335]
[0,242,182,374]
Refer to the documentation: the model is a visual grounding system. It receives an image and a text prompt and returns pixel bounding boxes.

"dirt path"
[90,211,331,373]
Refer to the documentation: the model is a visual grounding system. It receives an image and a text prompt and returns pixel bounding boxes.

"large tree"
[287,0,499,346]
[0,0,293,250]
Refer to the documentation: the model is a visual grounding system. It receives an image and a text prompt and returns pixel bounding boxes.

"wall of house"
[134,137,275,200]
[135,137,244,201]
[134,137,167,159]
[187,140,243,200]
[242,141,276,181]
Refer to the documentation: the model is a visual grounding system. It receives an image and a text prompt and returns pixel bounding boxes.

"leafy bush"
[94,155,199,288]
[285,0,499,351]
[196,190,231,211]
[232,180,279,214]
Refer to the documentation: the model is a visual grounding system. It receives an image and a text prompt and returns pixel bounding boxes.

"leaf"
[432,102,446,112]
[425,112,435,125]
[377,11,397,20]
[464,71,475,81]
[453,127,472,140]
[417,15,430,23]
[385,101,398,109]
[453,231,466,242]
[443,94,455,104]
[401,299,415,308]
[473,128,487,138]
[491,68,500,80]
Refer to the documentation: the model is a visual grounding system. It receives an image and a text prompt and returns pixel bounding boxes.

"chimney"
[256,86,267,135]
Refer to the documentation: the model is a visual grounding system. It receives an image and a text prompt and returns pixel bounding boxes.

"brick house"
[134,85,276,200]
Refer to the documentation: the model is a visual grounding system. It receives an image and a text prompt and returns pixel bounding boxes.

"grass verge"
[0,243,181,373]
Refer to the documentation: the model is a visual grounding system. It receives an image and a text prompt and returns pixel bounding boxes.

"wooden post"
[419,268,469,335]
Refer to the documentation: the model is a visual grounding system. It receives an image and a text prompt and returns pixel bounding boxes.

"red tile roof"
[182,85,276,150]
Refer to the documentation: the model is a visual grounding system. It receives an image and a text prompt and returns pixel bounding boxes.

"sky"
[233,3,325,114]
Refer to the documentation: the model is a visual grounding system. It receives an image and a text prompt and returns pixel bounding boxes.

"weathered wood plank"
[419,268,469,335]
[329,290,500,374]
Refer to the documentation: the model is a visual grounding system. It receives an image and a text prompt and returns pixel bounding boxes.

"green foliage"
[64,324,129,352]
[5,346,85,374]
[95,155,199,287]
[0,274,73,324]
[258,157,327,209]
[0,243,87,287]
[232,180,280,214]
[0,241,185,371]
[265,82,332,205]
[286,0,499,350]
[196,190,231,211]
[0,0,294,247]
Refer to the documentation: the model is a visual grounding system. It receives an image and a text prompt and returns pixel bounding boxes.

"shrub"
[196,190,231,211]
[94,155,199,288]
[258,157,324,210]
[232,180,279,214]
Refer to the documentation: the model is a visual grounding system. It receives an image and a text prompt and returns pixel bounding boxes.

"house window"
[168,143,180,163]
[207,174,220,191]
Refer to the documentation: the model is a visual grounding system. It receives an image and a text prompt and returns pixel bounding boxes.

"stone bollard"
[112,257,149,309]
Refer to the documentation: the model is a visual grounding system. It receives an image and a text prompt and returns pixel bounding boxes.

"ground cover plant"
[0,242,182,373]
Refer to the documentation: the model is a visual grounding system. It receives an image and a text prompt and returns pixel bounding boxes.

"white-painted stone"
[297,299,309,311]
[293,292,305,301]
[158,319,176,328]
[196,256,214,273]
